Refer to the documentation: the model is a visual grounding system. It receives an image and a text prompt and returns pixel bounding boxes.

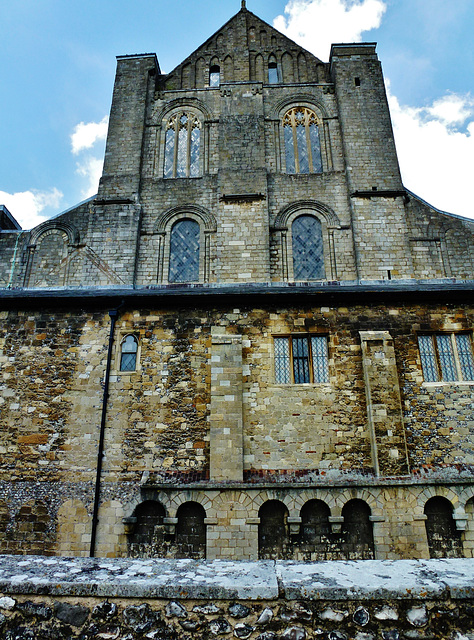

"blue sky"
[1,0,473,228]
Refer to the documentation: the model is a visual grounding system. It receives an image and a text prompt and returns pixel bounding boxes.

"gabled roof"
[161,5,325,89]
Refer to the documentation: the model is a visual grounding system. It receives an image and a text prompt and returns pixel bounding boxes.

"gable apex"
[159,7,327,90]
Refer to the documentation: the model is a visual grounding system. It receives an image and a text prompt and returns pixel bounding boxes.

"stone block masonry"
[0,557,472,638]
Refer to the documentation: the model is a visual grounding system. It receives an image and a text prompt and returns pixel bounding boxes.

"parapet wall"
[0,556,473,639]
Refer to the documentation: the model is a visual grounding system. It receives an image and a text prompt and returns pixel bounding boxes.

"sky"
[0,0,473,229]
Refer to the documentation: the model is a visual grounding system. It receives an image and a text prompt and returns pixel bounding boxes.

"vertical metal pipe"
[89,306,121,558]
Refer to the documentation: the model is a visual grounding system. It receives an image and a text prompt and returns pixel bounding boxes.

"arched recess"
[26,222,79,287]
[258,500,290,560]
[154,205,217,284]
[341,499,375,560]
[424,496,463,559]
[273,201,341,281]
[296,499,332,561]
[271,96,333,173]
[10,500,54,556]
[127,500,167,558]
[175,501,206,559]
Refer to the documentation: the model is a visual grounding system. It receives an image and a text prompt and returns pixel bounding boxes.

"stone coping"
[0,557,472,601]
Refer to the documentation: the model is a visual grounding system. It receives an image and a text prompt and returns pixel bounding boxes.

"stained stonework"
[0,4,473,562]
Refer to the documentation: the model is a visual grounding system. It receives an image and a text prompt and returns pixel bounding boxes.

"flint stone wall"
[0,556,473,639]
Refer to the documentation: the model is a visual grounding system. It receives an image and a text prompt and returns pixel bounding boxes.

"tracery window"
[164,112,201,178]
[120,335,138,372]
[283,107,322,174]
[418,333,474,382]
[168,219,200,283]
[292,214,325,280]
[274,335,329,384]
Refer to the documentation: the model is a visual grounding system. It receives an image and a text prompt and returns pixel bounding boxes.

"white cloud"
[75,156,104,198]
[274,0,387,60]
[388,88,474,219]
[0,188,63,230]
[71,116,108,154]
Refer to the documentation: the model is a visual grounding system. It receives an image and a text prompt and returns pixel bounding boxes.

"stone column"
[360,331,410,477]
[209,331,244,481]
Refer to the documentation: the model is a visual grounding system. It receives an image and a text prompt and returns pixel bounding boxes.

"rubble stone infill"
[0,557,473,638]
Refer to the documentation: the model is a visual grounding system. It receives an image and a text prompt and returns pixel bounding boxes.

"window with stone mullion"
[164,113,201,178]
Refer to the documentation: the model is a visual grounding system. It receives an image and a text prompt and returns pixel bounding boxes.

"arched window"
[424,497,463,558]
[341,499,375,560]
[128,501,166,558]
[164,112,201,178]
[169,219,200,283]
[283,107,322,174]
[176,502,206,559]
[258,500,289,559]
[209,65,220,87]
[268,56,279,84]
[120,335,138,371]
[292,215,325,280]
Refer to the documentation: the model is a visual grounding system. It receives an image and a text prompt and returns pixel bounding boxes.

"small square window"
[274,335,329,384]
[418,333,474,382]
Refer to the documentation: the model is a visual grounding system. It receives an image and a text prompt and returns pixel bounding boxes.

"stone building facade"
[0,4,473,562]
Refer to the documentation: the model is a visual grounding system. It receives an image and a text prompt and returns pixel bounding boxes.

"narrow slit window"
[268,59,279,84]
[209,65,220,87]
[120,335,138,372]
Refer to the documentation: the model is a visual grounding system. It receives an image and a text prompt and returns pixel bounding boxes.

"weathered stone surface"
[406,606,428,628]
[256,607,273,625]
[54,601,89,627]
[193,603,223,615]
[229,603,251,618]
[0,596,15,610]
[92,601,118,620]
[208,617,232,635]
[234,622,254,638]
[123,603,155,634]
[280,626,306,640]
[353,606,370,626]
[17,600,52,620]
[166,601,187,618]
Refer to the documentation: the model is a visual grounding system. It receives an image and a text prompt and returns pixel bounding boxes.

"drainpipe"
[90,303,123,557]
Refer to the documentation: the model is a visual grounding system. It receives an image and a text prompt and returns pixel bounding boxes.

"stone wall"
[0,556,472,639]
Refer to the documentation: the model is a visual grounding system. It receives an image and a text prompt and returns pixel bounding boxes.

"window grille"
[292,215,325,280]
[164,112,201,178]
[283,107,322,174]
[120,335,138,372]
[418,333,474,382]
[274,335,329,384]
[169,219,200,283]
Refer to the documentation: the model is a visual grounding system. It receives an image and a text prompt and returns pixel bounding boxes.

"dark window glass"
[210,65,220,87]
[169,219,200,283]
[120,335,138,371]
[292,215,325,280]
